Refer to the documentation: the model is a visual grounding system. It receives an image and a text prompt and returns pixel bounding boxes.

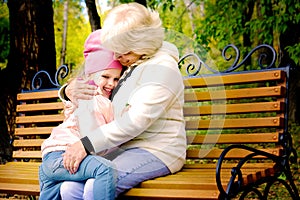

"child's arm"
[62,101,76,121]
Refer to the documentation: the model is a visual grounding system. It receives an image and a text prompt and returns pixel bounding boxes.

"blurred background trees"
[0,0,299,163]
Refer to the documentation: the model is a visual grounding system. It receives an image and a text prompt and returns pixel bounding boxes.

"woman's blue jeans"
[39,151,116,200]
[60,148,171,199]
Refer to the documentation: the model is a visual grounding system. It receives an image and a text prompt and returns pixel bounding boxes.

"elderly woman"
[60,2,186,199]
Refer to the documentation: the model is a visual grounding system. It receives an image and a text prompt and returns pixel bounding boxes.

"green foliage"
[148,0,175,10]
[53,0,90,72]
[0,2,9,69]
[286,42,300,65]
[193,0,299,66]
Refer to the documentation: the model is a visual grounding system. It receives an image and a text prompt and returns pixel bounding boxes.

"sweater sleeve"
[81,83,179,154]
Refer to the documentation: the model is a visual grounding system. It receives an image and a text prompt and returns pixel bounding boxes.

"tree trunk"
[0,0,56,163]
[183,0,198,38]
[279,21,300,123]
[242,0,254,60]
[256,0,273,67]
[85,0,101,31]
[135,0,147,7]
[61,0,68,66]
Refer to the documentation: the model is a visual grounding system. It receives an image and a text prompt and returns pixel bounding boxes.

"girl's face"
[114,51,142,67]
[93,68,122,98]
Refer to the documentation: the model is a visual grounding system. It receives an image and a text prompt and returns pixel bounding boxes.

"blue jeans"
[39,151,116,200]
[60,148,171,199]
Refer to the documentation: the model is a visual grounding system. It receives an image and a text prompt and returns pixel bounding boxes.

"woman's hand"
[62,141,87,174]
[65,78,98,106]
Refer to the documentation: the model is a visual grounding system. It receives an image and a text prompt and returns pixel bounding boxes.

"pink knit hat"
[83,29,122,75]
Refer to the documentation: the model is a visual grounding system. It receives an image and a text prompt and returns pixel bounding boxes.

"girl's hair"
[101,3,164,56]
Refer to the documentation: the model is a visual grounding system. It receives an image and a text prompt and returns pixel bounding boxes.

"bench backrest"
[13,43,290,165]
[13,90,63,161]
[13,68,288,164]
[183,68,288,163]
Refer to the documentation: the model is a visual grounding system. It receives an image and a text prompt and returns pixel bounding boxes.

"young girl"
[38,30,122,200]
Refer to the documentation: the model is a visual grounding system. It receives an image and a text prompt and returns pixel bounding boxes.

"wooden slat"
[17,90,59,100]
[0,162,40,170]
[184,86,284,102]
[140,180,219,190]
[0,176,39,184]
[186,148,280,159]
[176,169,271,176]
[12,151,41,159]
[15,126,55,136]
[185,117,282,130]
[187,133,279,144]
[0,170,39,175]
[15,114,64,124]
[13,139,44,147]
[184,70,285,88]
[0,183,40,196]
[124,188,220,199]
[184,101,284,116]
[182,163,275,170]
[17,102,63,112]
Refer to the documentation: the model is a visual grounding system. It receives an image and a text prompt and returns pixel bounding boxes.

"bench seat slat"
[0,162,40,167]
[0,177,39,184]
[124,188,220,199]
[140,180,220,190]
[182,163,275,170]
[0,183,40,196]
[0,166,39,171]
[176,169,271,175]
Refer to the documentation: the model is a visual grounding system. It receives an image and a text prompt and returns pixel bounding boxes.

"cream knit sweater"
[60,41,186,173]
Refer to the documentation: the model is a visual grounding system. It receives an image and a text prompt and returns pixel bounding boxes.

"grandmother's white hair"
[101,2,164,56]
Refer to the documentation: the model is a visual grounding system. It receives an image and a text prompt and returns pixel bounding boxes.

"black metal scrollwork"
[178,53,218,76]
[178,44,277,76]
[31,65,69,90]
[221,44,277,72]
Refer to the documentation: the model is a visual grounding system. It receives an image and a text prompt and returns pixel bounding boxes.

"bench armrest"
[216,144,281,199]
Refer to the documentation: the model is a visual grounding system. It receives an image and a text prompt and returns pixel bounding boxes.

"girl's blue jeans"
[60,148,171,199]
[39,151,116,200]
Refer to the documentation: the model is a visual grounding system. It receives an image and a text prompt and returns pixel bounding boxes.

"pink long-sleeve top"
[41,95,114,158]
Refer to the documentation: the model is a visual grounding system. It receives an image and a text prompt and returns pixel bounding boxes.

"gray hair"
[101,3,164,56]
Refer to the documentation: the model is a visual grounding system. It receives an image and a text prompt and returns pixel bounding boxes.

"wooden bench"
[0,44,298,199]
[0,89,64,198]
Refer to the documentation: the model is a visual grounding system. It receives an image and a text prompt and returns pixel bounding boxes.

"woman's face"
[93,68,122,98]
[114,51,142,67]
